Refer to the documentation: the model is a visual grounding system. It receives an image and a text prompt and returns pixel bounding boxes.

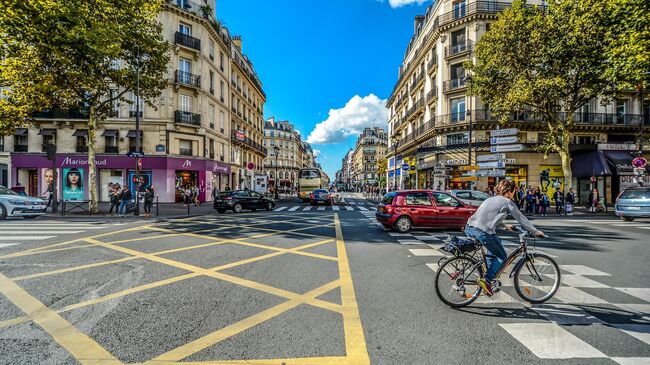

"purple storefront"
[10,154,231,203]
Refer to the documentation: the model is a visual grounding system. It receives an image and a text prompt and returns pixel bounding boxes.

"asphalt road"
[0,193,648,365]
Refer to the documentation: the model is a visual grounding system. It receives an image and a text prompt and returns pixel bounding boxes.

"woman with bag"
[144,186,155,218]
[566,188,575,215]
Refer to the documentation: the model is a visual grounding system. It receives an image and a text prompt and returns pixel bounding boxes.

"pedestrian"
[533,188,542,215]
[144,186,154,217]
[118,186,131,217]
[212,184,220,201]
[192,185,200,206]
[225,184,231,192]
[517,186,525,211]
[588,188,599,213]
[184,186,191,206]
[44,180,55,208]
[525,189,534,215]
[540,192,549,217]
[553,187,564,215]
[566,188,575,215]
[108,184,121,216]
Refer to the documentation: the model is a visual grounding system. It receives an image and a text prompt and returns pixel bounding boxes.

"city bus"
[298,168,325,202]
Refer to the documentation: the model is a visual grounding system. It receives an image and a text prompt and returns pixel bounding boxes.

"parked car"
[213,190,275,213]
[0,186,47,220]
[449,189,490,206]
[375,190,478,233]
[615,187,650,221]
[310,189,332,206]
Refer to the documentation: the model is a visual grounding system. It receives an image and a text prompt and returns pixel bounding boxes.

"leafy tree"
[0,0,170,212]
[376,158,387,188]
[467,0,615,187]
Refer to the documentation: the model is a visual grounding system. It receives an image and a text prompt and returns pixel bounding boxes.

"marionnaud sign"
[491,144,524,153]
[490,128,519,137]
[477,154,506,162]
[478,161,506,169]
[490,136,519,145]
[477,169,506,177]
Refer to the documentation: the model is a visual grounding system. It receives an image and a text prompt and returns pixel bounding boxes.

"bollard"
[187,201,190,215]
[156,196,159,216]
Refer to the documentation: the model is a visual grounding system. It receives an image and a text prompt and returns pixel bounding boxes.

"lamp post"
[133,47,149,216]
[273,145,280,199]
[465,73,474,190]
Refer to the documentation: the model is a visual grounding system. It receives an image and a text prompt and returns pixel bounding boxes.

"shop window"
[180,139,193,156]
[576,136,595,145]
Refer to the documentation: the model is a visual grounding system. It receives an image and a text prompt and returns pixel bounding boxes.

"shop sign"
[457,176,478,181]
[155,144,166,153]
[539,165,564,197]
[504,158,516,164]
[490,136,519,145]
[621,175,650,190]
[477,169,506,177]
[490,128,519,137]
[458,165,479,171]
[446,159,467,166]
[461,171,476,177]
[490,144,524,153]
[60,157,108,167]
[477,154,506,162]
[409,165,416,171]
[235,130,246,141]
[597,143,638,151]
[477,161,506,169]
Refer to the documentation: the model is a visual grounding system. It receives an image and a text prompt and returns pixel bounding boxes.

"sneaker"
[477,278,494,296]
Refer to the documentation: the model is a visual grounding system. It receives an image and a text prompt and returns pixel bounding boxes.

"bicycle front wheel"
[514,252,561,304]
[435,256,483,308]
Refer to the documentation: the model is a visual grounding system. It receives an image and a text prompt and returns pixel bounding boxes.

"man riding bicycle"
[465,180,544,296]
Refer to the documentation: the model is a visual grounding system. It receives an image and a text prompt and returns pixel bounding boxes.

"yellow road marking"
[0,271,120,365]
[148,357,349,365]
[148,279,342,363]
[13,256,139,281]
[334,213,370,365]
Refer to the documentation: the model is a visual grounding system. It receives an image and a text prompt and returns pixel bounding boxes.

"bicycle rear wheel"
[514,252,561,304]
[435,256,483,308]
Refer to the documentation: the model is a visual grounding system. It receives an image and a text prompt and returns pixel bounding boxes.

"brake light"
[223,197,232,200]
[383,205,394,214]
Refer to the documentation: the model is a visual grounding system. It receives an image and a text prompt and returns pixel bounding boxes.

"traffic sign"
[490,144,524,153]
[632,157,647,168]
[476,154,506,162]
[401,163,410,171]
[490,128,519,137]
[459,165,479,171]
[490,136,519,145]
[246,162,256,171]
[477,161,506,169]
[477,169,506,177]
[126,151,144,158]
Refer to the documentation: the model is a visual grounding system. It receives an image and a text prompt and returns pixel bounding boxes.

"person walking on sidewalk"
[117,186,132,217]
[553,187,564,215]
[540,192,550,217]
[108,184,121,216]
[143,186,154,217]
[566,188,575,215]
[588,188,599,213]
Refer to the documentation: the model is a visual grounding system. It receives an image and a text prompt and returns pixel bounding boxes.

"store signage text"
[182,160,192,168]
[478,161,506,169]
[476,154,505,162]
[490,136,519,145]
[445,159,467,166]
[490,144,524,153]
[60,157,108,167]
[490,128,519,137]
[597,143,638,151]
[477,169,506,177]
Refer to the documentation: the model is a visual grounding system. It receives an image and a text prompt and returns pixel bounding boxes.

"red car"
[375,190,478,233]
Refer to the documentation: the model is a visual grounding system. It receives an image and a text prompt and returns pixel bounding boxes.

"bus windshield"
[300,169,321,179]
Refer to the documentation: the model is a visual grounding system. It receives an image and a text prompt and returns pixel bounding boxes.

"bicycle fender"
[509,254,534,279]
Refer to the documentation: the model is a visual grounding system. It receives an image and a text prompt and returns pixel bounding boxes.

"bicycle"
[434,226,561,308]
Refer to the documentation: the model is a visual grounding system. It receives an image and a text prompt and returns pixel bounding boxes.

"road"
[0,192,648,364]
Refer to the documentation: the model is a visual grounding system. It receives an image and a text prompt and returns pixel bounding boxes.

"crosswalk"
[273,200,376,212]
[0,220,124,248]
[566,218,650,232]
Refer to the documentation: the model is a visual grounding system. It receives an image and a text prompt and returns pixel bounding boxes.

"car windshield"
[218,192,233,198]
[619,189,650,200]
[0,186,18,196]
[381,192,396,204]
[314,190,328,194]
[471,191,489,201]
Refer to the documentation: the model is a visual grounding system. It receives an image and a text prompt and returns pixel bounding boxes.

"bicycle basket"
[442,235,480,255]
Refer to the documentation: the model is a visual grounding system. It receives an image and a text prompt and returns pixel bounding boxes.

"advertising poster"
[62,168,84,201]
[539,165,564,198]
[128,170,152,194]
[40,167,59,199]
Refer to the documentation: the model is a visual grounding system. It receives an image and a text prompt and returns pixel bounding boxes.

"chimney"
[414,15,424,34]
[232,35,242,51]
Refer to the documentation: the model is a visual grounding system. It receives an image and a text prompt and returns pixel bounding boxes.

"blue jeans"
[465,225,507,282]
[118,200,129,215]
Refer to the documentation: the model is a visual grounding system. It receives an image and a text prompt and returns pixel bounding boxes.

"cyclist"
[465,179,544,296]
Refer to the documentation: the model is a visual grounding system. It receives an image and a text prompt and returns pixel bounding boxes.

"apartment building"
[302,142,317,169]
[351,127,387,188]
[2,0,267,202]
[263,117,303,189]
[385,0,649,203]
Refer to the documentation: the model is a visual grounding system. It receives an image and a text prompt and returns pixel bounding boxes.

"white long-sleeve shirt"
[467,195,538,234]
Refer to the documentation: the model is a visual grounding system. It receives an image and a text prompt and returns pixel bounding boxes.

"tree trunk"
[558,127,573,190]
[88,107,98,213]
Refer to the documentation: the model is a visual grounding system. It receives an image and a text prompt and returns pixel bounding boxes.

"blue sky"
[219,0,431,178]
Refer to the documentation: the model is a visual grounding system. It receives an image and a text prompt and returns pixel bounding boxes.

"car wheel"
[621,216,635,222]
[394,216,412,233]
[23,215,39,219]
[0,203,7,220]
[217,209,226,214]
[266,201,274,211]
[233,203,243,213]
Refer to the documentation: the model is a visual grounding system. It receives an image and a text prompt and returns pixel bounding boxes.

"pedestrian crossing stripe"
[274,206,287,211]
[500,323,606,359]
[288,206,300,212]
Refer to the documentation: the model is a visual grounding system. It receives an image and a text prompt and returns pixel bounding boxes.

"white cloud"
[388,0,428,8]
[306,94,388,144]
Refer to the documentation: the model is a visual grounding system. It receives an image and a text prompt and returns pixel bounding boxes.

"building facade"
[351,127,387,189]
[385,0,649,203]
[263,117,303,190]
[2,0,268,203]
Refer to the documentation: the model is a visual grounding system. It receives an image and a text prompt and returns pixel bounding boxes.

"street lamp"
[465,73,474,190]
[133,47,150,216]
[273,145,280,199]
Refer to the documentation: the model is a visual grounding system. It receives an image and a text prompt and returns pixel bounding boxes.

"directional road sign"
[490,136,519,145]
[126,152,144,158]
[459,165,479,171]
[477,169,506,177]
[476,153,506,162]
[490,128,519,137]
[490,144,524,153]
[477,161,506,169]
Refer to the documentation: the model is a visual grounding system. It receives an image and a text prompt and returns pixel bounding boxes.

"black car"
[214,190,275,213]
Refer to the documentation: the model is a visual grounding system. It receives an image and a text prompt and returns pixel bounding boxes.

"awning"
[102,130,119,137]
[37,129,56,136]
[14,128,28,136]
[602,150,635,174]
[126,130,143,138]
[571,150,611,178]
[72,129,88,137]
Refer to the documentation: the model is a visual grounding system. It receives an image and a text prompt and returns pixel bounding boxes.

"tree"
[376,158,387,188]
[467,0,616,188]
[0,0,170,212]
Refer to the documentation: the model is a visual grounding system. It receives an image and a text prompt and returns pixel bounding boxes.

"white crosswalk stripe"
[344,206,354,211]
[0,236,56,241]
[302,206,313,211]
[560,265,611,276]
[499,323,606,359]
[288,206,300,211]
[274,206,287,211]
[317,206,326,211]
[358,206,368,211]
[332,205,339,211]
[0,221,125,246]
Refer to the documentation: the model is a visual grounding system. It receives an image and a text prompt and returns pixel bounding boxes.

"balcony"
[129,110,143,118]
[231,131,268,156]
[174,31,201,51]
[445,40,473,59]
[32,108,88,119]
[105,146,119,154]
[175,70,201,88]
[409,73,425,92]
[443,78,467,93]
[175,110,201,126]
[437,1,513,27]
[427,56,438,74]
[426,87,438,103]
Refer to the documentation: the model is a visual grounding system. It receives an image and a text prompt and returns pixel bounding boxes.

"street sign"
[477,169,506,177]
[490,144,524,153]
[461,171,477,177]
[459,165,479,171]
[477,161,506,169]
[490,136,519,145]
[246,162,256,171]
[490,128,519,137]
[126,151,144,158]
[459,176,479,181]
[409,165,416,171]
[476,154,506,162]
[632,157,647,168]
[401,163,410,171]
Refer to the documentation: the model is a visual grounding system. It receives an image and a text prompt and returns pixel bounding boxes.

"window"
[209,40,215,60]
[129,92,143,116]
[209,104,215,128]
[209,138,214,159]
[220,142,224,160]
[219,111,225,132]
[576,135,594,145]
[456,191,472,200]
[0,136,4,152]
[451,29,465,47]
[219,51,224,71]
[179,58,191,73]
[179,139,193,156]
[179,23,191,36]
[110,89,119,117]
[76,135,88,152]
[451,63,465,80]
[453,0,466,19]
[235,191,250,197]
[446,133,468,145]
[105,134,118,152]
[209,71,214,94]
[432,192,461,207]
[42,133,55,149]
[180,94,192,112]
[450,97,466,122]
[616,100,627,124]
[250,191,262,198]
[220,81,224,101]
[406,192,432,206]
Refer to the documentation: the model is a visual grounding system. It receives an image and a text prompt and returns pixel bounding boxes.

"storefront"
[0,151,9,187]
[10,153,231,203]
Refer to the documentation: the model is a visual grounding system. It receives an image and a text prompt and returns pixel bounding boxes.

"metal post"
[156,196,159,216]
[134,47,141,217]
